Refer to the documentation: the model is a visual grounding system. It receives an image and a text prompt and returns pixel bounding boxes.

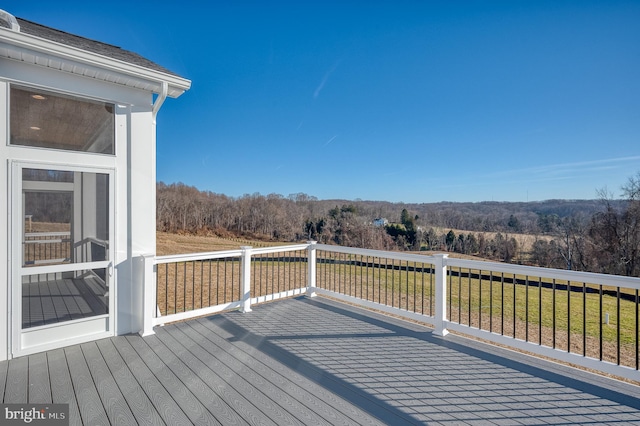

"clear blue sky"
[6,1,640,203]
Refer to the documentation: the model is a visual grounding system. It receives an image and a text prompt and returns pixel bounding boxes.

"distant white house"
[373,218,389,227]
[0,10,190,360]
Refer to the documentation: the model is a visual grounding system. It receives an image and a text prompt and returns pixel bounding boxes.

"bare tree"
[587,182,640,276]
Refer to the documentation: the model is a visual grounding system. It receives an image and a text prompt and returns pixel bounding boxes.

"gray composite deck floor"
[22,276,108,328]
[2,296,640,425]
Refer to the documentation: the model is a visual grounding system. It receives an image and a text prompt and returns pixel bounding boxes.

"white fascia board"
[0,28,191,98]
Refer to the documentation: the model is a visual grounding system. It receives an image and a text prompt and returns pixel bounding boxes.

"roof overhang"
[0,27,191,98]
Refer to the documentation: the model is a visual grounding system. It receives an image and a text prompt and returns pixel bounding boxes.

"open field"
[428,226,554,254]
[156,231,287,255]
[157,231,490,261]
[27,221,70,233]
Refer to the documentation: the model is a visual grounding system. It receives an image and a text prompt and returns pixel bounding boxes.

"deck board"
[27,281,43,326]
[1,296,640,425]
[156,325,279,426]
[75,276,107,315]
[27,352,51,403]
[185,319,385,425]
[170,322,322,425]
[58,279,89,319]
[94,338,165,426]
[38,280,58,325]
[110,336,193,425]
[21,283,30,329]
[0,359,7,403]
[48,280,69,323]
[64,345,109,426]
[163,323,305,426]
[80,342,137,425]
[191,320,381,426]
[47,349,82,426]
[144,334,246,425]
[3,356,27,403]
[124,335,222,425]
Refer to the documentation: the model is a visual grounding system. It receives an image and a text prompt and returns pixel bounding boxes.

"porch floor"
[22,276,108,328]
[2,296,640,425]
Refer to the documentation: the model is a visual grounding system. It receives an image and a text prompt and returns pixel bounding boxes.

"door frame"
[10,160,116,357]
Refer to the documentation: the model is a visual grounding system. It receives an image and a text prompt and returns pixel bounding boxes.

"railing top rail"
[155,243,311,264]
[24,231,71,238]
[445,257,640,289]
[155,249,243,264]
[24,239,68,244]
[315,243,438,264]
[251,244,310,255]
[153,242,640,289]
[86,237,108,247]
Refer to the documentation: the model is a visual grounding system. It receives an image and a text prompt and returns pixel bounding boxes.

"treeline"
[24,169,73,223]
[156,172,640,277]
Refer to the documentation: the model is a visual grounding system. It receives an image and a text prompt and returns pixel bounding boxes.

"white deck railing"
[23,231,71,265]
[141,242,640,382]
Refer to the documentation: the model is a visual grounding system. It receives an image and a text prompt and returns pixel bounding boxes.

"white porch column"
[433,254,449,337]
[307,241,317,297]
[240,246,253,313]
[139,253,156,337]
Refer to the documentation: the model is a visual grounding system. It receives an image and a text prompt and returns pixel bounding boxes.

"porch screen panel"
[10,86,115,154]
[21,167,111,330]
[22,268,108,329]
[22,168,109,267]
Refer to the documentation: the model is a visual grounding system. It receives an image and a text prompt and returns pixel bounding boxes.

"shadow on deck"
[2,296,640,425]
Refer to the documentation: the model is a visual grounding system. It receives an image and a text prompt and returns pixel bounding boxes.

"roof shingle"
[13,17,182,78]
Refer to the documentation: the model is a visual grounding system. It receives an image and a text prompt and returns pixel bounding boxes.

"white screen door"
[11,163,115,356]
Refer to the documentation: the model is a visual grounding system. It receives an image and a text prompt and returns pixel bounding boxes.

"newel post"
[433,254,449,337]
[140,254,156,337]
[240,246,253,313]
[307,241,317,297]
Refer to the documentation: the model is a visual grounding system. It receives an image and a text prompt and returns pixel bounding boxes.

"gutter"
[152,81,168,123]
[0,9,20,31]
